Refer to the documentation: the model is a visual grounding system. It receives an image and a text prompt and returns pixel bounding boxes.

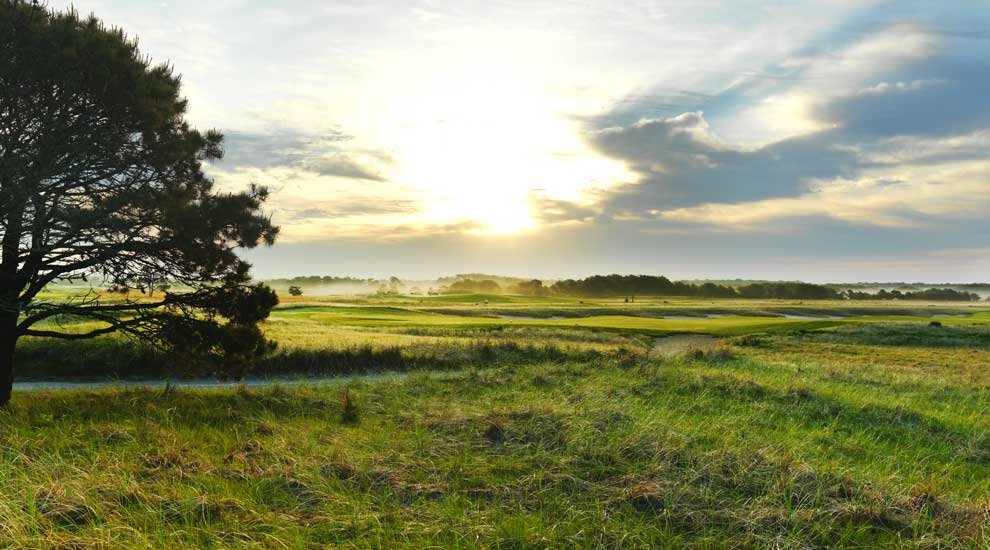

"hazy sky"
[55,1,990,281]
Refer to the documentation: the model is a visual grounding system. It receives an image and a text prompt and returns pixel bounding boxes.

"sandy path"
[652,334,720,357]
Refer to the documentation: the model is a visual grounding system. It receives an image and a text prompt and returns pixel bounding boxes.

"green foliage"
[550,274,842,299]
[843,287,982,301]
[738,281,840,299]
[513,279,549,296]
[442,279,502,294]
[0,0,279,397]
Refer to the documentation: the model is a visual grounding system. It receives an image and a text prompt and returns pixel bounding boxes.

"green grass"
[5,298,990,547]
[4,323,990,547]
[271,305,841,334]
[786,322,990,348]
[268,304,990,337]
[19,300,987,381]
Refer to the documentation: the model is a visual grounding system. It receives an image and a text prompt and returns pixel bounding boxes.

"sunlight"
[385,67,630,234]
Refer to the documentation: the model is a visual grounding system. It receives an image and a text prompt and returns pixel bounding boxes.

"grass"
[18,301,987,380]
[268,305,931,336]
[4,298,990,547]
[786,322,990,348]
[14,321,653,380]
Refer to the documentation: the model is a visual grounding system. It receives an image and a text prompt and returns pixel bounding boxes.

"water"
[14,372,409,392]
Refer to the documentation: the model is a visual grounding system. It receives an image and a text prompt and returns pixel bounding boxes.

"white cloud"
[658,162,990,229]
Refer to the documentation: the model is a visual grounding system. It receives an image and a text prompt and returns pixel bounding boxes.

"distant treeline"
[549,275,838,299]
[842,288,981,301]
[265,276,378,287]
[262,273,984,301]
[832,282,990,291]
[443,275,983,301]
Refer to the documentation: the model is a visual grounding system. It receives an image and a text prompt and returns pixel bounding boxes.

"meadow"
[3,293,990,547]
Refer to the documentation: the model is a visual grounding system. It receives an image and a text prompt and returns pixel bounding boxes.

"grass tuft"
[340,388,360,424]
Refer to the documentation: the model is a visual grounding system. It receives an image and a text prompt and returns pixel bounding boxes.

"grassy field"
[4,294,990,547]
[15,293,989,381]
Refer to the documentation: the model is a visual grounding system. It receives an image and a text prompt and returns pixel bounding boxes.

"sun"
[384,72,630,235]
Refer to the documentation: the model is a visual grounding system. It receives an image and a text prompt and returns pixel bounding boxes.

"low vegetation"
[13,295,989,381]
[3,317,990,547]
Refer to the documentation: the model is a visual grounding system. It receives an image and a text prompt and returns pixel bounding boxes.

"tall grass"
[2,324,990,547]
[14,331,647,380]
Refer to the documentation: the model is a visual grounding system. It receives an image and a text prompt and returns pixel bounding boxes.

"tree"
[513,279,547,296]
[0,1,280,405]
[287,285,303,297]
[444,279,501,294]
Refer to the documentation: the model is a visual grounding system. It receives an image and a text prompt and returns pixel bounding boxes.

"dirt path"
[652,334,720,357]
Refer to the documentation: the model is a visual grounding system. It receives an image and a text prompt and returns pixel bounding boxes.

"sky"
[54,0,990,282]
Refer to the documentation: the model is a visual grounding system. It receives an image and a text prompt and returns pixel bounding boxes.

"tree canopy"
[0,1,279,404]
[443,279,501,294]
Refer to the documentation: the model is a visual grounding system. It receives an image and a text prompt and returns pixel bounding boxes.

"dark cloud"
[529,193,599,225]
[300,153,386,181]
[589,113,859,209]
[815,60,990,138]
[220,129,390,181]
[585,8,990,221]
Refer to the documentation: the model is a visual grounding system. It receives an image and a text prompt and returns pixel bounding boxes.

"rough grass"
[788,322,990,348]
[4,321,990,548]
[16,301,988,380]
[14,322,652,381]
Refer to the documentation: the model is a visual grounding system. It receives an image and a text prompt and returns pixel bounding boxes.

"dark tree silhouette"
[0,1,280,405]
[287,286,303,297]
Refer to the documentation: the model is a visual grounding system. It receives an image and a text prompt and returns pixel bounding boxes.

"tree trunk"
[0,316,16,407]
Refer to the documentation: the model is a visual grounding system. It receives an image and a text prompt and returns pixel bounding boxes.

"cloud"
[205,164,437,242]
[299,152,387,181]
[582,14,990,239]
[286,199,420,221]
[658,162,990,229]
[221,129,390,181]
[814,60,990,138]
[589,111,858,209]
[528,192,599,226]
